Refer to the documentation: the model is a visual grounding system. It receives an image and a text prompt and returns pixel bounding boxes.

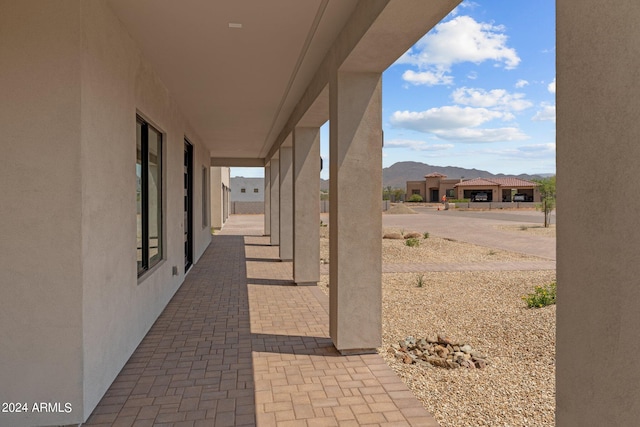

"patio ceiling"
[108,0,358,160]
[108,0,460,163]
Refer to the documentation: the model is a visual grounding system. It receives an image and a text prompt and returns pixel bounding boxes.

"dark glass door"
[184,141,193,271]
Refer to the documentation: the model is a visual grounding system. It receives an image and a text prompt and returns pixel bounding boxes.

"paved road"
[382,208,556,260]
[412,206,556,224]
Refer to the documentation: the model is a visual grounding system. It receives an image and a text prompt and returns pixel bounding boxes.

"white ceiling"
[108,0,358,160]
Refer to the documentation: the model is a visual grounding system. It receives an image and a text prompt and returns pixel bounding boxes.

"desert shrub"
[522,282,557,308]
[415,274,425,288]
[405,237,420,247]
[423,232,429,239]
[407,194,423,202]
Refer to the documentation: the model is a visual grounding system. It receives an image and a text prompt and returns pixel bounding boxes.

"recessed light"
[228,23,243,29]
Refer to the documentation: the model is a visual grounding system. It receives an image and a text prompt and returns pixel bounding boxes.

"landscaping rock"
[404,232,422,239]
[392,335,489,369]
[383,233,404,240]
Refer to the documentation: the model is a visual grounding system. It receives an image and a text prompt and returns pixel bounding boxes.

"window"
[446,189,455,198]
[241,188,246,193]
[253,188,259,193]
[202,167,208,228]
[412,189,420,195]
[137,116,163,276]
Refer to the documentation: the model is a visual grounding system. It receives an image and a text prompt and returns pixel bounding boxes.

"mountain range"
[319,161,552,190]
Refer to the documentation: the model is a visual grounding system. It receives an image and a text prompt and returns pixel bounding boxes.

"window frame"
[137,115,164,277]
[202,166,209,228]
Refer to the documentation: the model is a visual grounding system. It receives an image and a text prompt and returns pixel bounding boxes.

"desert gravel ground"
[497,224,556,238]
[318,226,556,427]
[320,226,548,264]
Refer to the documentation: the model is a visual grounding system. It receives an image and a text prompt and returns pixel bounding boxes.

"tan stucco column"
[293,127,320,285]
[329,71,382,353]
[210,167,223,229]
[264,163,270,236]
[557,2,640,425]
[269,157,280,246]
[279,146,293,261]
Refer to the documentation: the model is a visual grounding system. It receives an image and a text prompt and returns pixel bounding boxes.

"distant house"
[406,173,540,203]
[407,172,461,202]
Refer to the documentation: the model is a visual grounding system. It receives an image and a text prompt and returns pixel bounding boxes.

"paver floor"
[84,215,439,426]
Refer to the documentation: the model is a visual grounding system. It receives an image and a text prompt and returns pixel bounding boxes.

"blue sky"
[233,0,555,180]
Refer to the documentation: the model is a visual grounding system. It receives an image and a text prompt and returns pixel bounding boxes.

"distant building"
[231,177,264,202]
[406,173,540,203]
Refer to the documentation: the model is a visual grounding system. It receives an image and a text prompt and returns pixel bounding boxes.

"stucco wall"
[406,181,425,199]
[0,2,85,425]
[210,167,230,229]
[79,1,211,419]
[231,177,265,202]
[557,1,640,425]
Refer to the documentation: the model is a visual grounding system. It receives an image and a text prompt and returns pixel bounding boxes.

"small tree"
[535,176,556,228]
[408,194,423,202]
[393,188,406,202]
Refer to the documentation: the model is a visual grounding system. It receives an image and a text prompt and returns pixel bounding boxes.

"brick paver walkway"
[84,217,439,426]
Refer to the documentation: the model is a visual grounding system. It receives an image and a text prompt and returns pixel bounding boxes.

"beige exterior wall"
[1,2,212,424]
[81,2,212,417]
[406,181,425,199]
[0,2,84,425]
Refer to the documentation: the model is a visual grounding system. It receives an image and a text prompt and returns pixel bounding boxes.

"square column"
[329,71,382,353]
[293,127,321,285]
[269,157,280,246]
[279,146,293,261]
[557,2,640,425]
[264,164,271,236]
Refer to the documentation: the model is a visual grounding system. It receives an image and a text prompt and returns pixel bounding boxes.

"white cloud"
[433,127,528,142]
[518,143,555,154]
[515,79,529,88]
[385,139,454,151]
[391,106,507,132]
[390,106,528,143]
[451,87,533,112]
[548,78,556,94]
[482,143,555,159]
[397,15,520,86]
[402,70,453,86]
[532,104,556,122]
[467,71,478,80]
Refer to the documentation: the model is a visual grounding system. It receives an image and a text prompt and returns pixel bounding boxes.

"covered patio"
[3,0,640,425]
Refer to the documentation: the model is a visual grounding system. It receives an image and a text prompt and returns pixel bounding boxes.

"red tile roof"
[491,177,538,187]
[454,177,537,187]
[425,172,447,178]
[455,178,500,187]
